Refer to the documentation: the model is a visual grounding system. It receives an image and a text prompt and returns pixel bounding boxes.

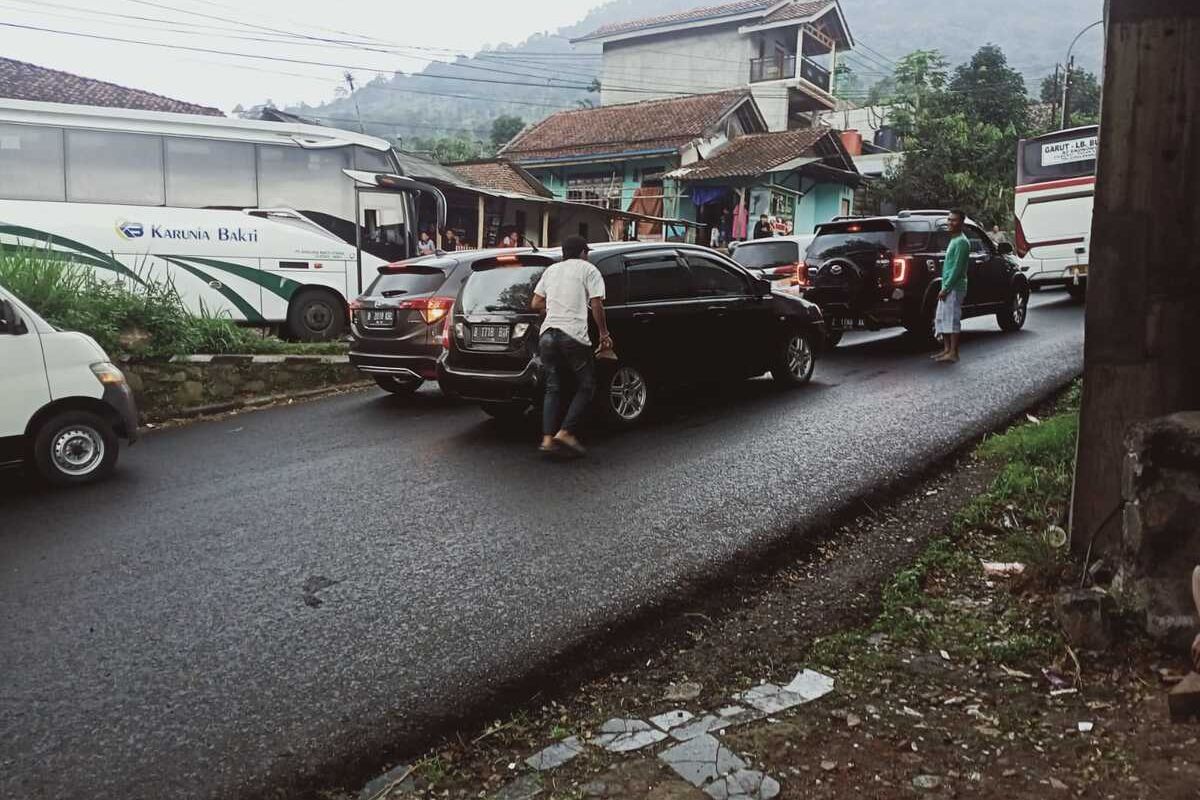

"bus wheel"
[287,289,346,341]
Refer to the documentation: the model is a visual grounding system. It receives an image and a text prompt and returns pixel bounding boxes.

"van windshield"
[732,241,800,270]
[460,266,546,313]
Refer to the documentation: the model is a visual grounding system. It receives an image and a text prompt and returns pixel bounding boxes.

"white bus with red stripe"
[1014,125,1098,297]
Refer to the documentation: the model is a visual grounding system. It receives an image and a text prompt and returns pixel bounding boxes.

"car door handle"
[706,305,729,314]
[633,311,656,320]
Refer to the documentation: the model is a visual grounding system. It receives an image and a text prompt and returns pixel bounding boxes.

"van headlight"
[90,361,126,386]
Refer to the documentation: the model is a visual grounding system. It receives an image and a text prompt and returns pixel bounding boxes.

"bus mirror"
[997,242,1014,256]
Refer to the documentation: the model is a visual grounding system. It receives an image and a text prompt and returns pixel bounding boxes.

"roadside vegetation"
[0,245,345,360]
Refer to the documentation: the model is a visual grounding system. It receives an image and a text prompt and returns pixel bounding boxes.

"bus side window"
[66,130,165,206]
[165,138,257,209]
[0,124,65,202]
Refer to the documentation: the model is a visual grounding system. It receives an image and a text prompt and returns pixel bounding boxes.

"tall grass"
[0,245,341,358]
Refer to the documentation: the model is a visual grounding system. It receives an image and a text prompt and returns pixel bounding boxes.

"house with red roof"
[0,57,223,116]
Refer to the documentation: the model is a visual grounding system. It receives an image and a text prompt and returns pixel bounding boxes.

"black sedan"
[437,242,826,427]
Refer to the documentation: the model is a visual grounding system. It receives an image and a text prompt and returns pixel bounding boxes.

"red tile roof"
[763,1,834,23]
[449,161,551,196]
[576,0,774,41]
[668,127,839,180]
[0,57,223,116]
[501,90,752,162]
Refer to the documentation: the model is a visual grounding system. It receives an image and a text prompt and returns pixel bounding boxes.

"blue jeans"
[540,329,595,436]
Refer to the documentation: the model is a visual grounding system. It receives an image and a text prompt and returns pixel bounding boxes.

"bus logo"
[117,221,144,239]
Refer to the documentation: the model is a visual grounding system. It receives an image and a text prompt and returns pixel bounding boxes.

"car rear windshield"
[732,241,800,270]
[810,221,897,260]
[460,266,546,314]
[365,259,453,297]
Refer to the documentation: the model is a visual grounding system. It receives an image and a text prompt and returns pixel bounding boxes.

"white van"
[0,284,139,485]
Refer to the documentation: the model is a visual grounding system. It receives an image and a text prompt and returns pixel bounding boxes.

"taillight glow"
[797,262,811,287]
[440,302,454,348]
[892,257,910,285]
[392,296,455,325]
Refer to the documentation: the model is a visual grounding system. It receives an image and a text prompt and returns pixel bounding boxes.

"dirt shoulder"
[331,384,1196,800]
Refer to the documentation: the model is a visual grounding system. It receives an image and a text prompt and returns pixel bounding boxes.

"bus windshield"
[1017,126,1098,186]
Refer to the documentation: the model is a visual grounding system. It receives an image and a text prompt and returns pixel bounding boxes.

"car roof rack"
[897,209,952,218]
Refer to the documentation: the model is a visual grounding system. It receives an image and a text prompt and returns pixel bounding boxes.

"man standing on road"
[934,210,970,364]
[531,235,612,458]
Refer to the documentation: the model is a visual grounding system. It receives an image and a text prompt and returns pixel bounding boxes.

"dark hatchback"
[350,251,534,393]
[801,211,1031,346]
[437,242,826,427]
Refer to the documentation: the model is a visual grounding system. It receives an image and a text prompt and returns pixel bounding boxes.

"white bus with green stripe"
[0,100,445,340]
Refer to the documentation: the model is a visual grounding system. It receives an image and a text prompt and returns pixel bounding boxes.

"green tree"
[1039,67,1101,127]
[410,136,487,164]
[490,115,526,148]
[878,46,1030,229]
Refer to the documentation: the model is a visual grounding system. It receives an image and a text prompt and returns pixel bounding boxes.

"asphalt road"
[1,294,1084,799]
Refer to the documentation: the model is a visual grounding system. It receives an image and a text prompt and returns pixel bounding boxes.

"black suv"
[437,242,826,427]
[801,211,1030,346]
[350,251,533,394]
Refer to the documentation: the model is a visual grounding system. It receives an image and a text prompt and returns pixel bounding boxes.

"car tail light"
[440,301,454,348]
[892,257,910,285]
[1014,215,1030,258]
[394,296,455,325]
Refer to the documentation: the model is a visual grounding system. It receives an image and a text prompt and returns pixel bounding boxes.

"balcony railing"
[750,54,795,83]
[749,54,832,94]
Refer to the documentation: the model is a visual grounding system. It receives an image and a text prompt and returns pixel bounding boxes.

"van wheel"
[772,331,816,386]
[374,375,422,395]
[32,410,119,486]
[997,287,1030,332]
[286,289,346,341]
[602,364,652,428]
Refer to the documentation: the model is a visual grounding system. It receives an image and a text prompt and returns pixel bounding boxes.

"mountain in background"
[273,0,1105,147]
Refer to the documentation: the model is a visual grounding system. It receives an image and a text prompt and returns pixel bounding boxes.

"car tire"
[905,295,938,346]
[286,288,346,341]
[600,363,653,428]
[31,410,119,486]
[480,402,530,423]
[824,330,844,349]
[1067,281,1086,303]
[771,331,817,386]
[997,287,1030,332]
[373,375,423,395]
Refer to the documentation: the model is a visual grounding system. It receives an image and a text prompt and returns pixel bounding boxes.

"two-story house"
[573,0,854,132]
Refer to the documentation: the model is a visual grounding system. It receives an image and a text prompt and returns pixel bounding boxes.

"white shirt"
[534,258,605,345]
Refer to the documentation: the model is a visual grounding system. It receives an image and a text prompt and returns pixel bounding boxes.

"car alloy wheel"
[1013,292,1029,326]
[51,425,106,477]
[609,366,648,421]
[785,334,814,381]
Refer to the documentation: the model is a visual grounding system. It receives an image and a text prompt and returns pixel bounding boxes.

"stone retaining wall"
[121,355,370,423]
[1117,412,1200,650]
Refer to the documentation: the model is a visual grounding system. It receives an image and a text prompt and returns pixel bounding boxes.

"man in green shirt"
[934,209,970,363]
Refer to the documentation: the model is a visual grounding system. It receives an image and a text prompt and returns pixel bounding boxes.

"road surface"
[0,295,1084,799]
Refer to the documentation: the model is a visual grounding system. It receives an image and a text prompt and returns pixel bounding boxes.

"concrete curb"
[169,354,351,365]
[141,381,373,427]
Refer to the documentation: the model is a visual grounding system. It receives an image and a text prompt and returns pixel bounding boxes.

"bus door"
[352,177,447,295]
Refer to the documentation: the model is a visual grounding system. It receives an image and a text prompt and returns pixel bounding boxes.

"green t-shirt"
[942,233,970,293]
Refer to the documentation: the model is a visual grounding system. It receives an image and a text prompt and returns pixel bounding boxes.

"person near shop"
[530,235,610,459]
[988,225,1008,246]
[934,210,970,364]
[753,214,772,239]
[417,230,436,255]
[442,228,459,252]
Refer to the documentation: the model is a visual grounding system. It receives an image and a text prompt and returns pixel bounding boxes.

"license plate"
[830,317,857,331]
[362,309,395,328]
[472,324,510,344]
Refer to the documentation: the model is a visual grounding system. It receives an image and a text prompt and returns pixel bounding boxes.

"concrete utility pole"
[1061,56,1075,129]
[344,72,365,134]
[1072,0,1200,556]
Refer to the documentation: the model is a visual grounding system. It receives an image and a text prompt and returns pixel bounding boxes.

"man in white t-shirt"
[531,235,611,457]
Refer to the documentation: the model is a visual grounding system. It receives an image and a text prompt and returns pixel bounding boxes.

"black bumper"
[437,358,542,404]
[103,382,140,443]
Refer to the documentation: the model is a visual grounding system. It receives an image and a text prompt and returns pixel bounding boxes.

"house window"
[566,172,622,210]
[840,197,852,217]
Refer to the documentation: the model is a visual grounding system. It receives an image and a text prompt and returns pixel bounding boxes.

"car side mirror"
[997,242,1014,256]
[753,277,772,295]
[0,299,15,335]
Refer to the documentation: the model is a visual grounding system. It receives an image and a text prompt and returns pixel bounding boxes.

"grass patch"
[0,244,344,359]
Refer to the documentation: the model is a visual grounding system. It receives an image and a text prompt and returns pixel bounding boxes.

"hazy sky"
[0,0,601,112]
